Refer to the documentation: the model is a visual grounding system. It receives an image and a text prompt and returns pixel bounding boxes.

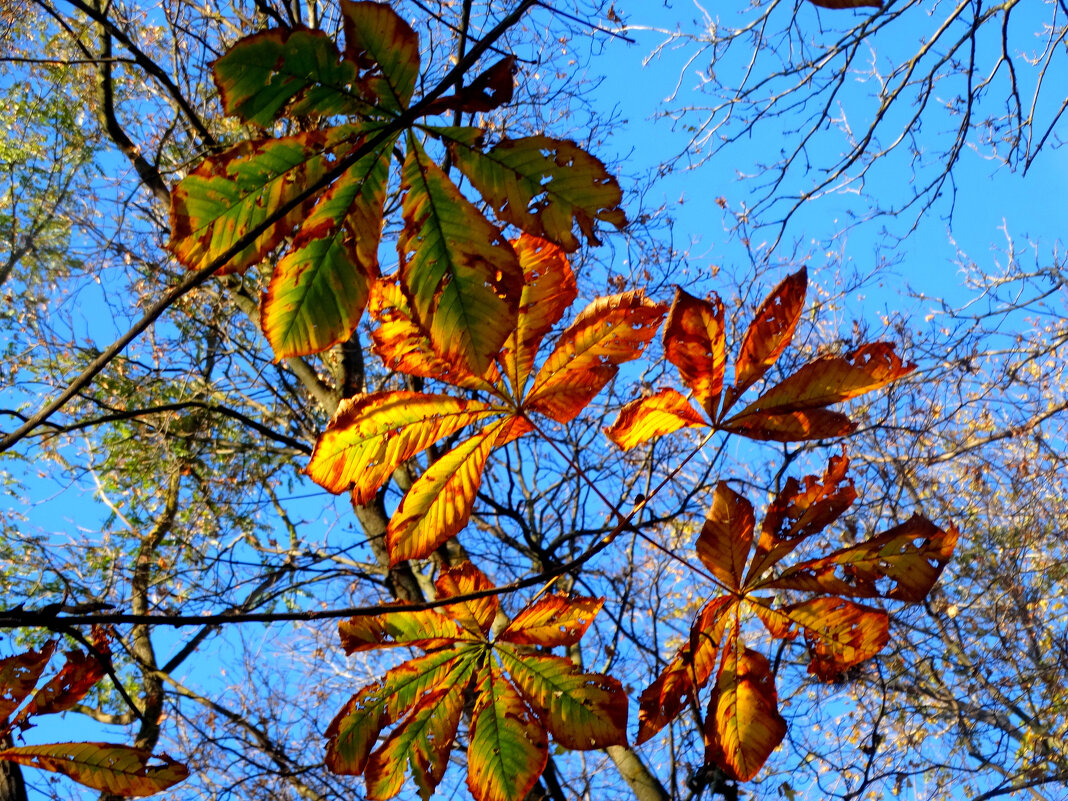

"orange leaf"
[726,342,915,423]
[525,291,666,422]
[15,645,110,726]
[696,483,755,590]
[0,642,56,723]
[663,288,726,418]
[338,608,466,654]
[726,268,807,410]
[435,562,500,637]
[636,596,734,744]
[466,664,547,801]
[764,514,958,602]
[387,419,527,565]
[704,644,786,782]
[717,407,856,442]
[499,235,578,396]
[0,743,188,797]
[369,279,497,391]
[306,391,502,500]
[498,595,603,647]
[759,597,889,682]
[604,389,708,450]
[745,450,856,584]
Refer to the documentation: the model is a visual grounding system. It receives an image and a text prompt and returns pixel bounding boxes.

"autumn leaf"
[422,56,517,115]
[341,0,420,112]
[260,136,393,357]
[0,743,189,797]
[604,388,708,451]
[724,267,807,412]
[806,0,882,9]
[637,455,957,780]
[306,391,504,500]
[0,642,57,724]
[326,564,626,800]
[663,288,727,419]
[525,290,666,422]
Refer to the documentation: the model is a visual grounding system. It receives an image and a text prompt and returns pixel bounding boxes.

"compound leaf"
[0,743,188,798]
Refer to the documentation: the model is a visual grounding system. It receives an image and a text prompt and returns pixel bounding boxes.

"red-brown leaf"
[806,0,881,9]
[717,407,856,442]
[726,268,807,409]
[604,389,708,450]
[0,642,57,724]
[422,56,517,115]
[763,515,958,602]
[696,483,755,590]
[663,288,726,419]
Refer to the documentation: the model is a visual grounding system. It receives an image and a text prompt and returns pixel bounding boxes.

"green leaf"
[212,28,362,126]
[399,136,523,375]
[168,129,343,275]
[442,128,627,252]
[261,136,393,357]
[497,648,627,750]
[341,0,420,111]
[466,663,547,801]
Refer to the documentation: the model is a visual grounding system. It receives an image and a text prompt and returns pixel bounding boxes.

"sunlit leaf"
[341,0,420,111]
[745,451,856,584]
[696,482,755,590]
[364,659,474,800]
[466,664,547,801]
[604,389,707,451]
[434,561,501,638]
[636,597,734,744]
[261,137,392,357]
[443,128,627,252]
[663,288,726,418]
[326,649,470,775]
[752,597,889,681]
[703,645,786,782]
[525,291,666,422]
[0,743,188,797]
[369,280,497,391]
[306,391,502,500]
[499,235,577,396]
[724,268,807,411]
[726,342,915,423]
[399,137,523,375]
[497,649,627,750]
[718,407,855,442]
[0,642,56,723]
[339,608,466,653]
[498,595,603,647]
[764,514,959,602]
[168,130,341,274]
[212,28,361,126]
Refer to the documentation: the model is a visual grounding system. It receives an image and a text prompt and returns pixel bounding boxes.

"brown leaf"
[422,56,517,115]
[806,0,882,9]
[663,288,727,418]
[696,483,755,590]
